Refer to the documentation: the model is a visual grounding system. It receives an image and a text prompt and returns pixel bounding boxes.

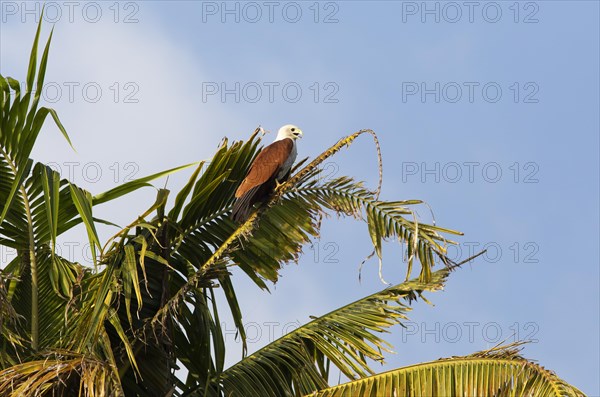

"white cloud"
[4,6,244,164]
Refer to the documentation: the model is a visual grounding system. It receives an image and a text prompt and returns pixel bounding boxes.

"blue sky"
[1,1,598,394]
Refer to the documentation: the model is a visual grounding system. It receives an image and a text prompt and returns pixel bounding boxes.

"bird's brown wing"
[235,138,293,198]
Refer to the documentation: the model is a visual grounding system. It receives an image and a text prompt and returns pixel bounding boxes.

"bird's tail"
[231,200,251,223]
[231,188,258,223]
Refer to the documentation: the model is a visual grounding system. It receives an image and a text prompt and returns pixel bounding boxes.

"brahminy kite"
[231,124,303,223]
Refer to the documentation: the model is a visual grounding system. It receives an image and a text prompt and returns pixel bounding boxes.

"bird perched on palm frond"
[231,124,303,223]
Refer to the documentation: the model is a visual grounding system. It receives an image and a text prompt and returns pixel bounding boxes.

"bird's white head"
[275,124,303,141]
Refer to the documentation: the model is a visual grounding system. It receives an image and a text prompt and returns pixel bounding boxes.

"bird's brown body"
[231,137,295,223]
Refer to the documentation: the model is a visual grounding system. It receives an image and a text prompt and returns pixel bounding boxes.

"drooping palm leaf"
[304,342,585,397]
[209,268,449,397]
[287,174,462,281]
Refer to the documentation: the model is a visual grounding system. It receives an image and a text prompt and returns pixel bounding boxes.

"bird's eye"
[291,128,296,132]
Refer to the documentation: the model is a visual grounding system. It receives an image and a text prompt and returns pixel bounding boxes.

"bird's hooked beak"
[293,129,303,139]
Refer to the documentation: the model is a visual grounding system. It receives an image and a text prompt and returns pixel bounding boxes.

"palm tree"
[0,24,585,397]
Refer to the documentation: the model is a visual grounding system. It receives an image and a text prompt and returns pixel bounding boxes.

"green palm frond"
[0,23,71,229]
[210,268,450,397]
[305,342,586,397]
[0,20,196,353]
[288,174,462,281]
[0,21,83,353]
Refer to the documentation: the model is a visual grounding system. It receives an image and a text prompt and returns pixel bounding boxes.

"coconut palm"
[0,24,585,397]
